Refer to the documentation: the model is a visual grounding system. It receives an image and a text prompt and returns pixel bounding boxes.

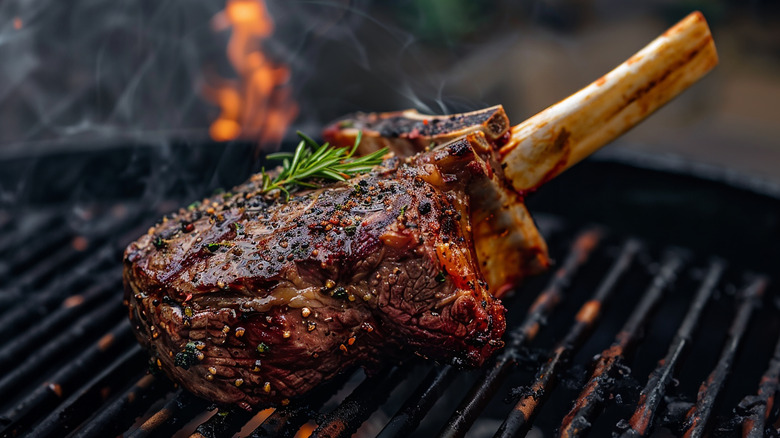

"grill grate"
[680,276,768,438]
[616,260,724,438]
[554,251,687,438]
[0,203,777,438]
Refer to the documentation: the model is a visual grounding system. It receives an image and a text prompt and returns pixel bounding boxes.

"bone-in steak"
[124,133,520,408]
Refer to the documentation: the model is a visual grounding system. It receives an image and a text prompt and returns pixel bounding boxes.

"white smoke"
[0,0,227,156]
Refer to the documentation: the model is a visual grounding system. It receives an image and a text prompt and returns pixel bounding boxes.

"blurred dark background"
[0,0,778,206]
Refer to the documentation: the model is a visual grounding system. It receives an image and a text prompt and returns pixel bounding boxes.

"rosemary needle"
[261,131,388,200]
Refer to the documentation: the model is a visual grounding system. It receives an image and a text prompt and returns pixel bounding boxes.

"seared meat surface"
[124,133,513,408]
[323,105,510,156]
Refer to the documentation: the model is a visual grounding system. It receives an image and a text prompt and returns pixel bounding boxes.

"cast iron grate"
[0,202,777,438]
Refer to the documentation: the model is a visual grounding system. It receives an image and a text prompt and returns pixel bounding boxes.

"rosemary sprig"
[261,131,388,200]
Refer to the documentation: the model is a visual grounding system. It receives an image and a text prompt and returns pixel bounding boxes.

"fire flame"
[205,0,298,145]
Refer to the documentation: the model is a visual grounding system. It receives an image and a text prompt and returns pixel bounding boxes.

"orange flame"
[205,0,298,145]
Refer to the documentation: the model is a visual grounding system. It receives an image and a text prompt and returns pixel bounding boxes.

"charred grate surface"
[0,204,777,438]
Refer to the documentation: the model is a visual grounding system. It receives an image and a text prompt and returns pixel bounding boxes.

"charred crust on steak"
[322,106,511,157]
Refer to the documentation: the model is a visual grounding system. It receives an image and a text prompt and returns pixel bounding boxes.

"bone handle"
[500,11,718,192]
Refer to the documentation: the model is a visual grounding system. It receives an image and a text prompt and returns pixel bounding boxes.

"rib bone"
[322,106,510,156]
[500,11,718,192]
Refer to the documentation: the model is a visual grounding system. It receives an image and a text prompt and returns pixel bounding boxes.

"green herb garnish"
[205,241,233,252]
[261,131,388,201]
[153,237,166,249]
[257,343,270,354]
[175,344,201,369]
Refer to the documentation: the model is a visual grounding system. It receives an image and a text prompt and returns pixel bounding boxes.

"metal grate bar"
[70,374,174,438]
[0,273,120,371]
[492,240,641,437]
[0,247,106,315]
[125,390,211,438]
[557,251,685,438]
[248,409,291,438]
[0,209,142,311]
[741,331,780,437]
[0,249,116,337]
[250,372,352,438]
[617,259,725,437]
[189,406,256,438]
[680,276,768,438]
[0,320,134,436]
[434,229,604,438]
[0,285,124,396]
[0,213,59,259]
[8,237,103,290]
[377,365,458,438]
[26,345,146,438]
[1,220,72,279]
[311,366,409,438]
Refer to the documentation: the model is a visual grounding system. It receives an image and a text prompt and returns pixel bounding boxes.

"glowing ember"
[205,0,297,145]
[294,422,317,438]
